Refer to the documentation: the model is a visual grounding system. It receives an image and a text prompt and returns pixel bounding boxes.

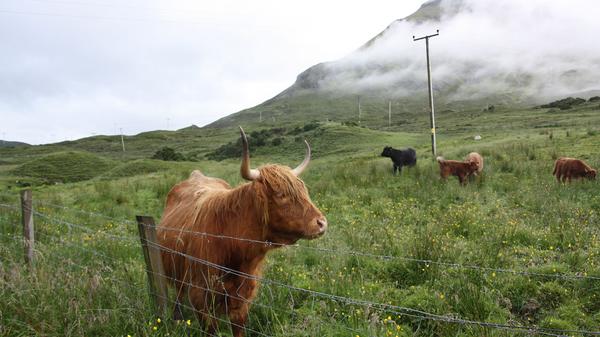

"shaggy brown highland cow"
[157,127,327,336]
[553,157,596,183]
[437,156,479,185]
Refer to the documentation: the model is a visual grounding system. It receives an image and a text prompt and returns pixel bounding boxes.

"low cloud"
[318,0,600,103]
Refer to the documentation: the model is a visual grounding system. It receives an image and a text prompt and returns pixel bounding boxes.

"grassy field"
[1,100,599,336]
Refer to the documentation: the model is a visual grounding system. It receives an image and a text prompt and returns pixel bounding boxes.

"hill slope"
[14,151,115,184]
[208,0,600,129]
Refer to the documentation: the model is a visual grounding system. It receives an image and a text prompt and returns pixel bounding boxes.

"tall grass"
[2,136,599,336]
[3,102,600,336]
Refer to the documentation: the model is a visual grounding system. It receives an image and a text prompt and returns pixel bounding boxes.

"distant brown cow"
[437,156,479,185]
[465,152,484,176]
[157,127,327,336]
[553,157,596,183]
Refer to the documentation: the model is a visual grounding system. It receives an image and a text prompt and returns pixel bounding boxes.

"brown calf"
[553,157,596,183]
[437,156,479,185]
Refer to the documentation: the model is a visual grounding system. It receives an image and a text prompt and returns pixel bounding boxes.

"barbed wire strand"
[0,227,487,337]
[31,208,139,243]
[3,207,599,336]
[0,204,600,335]
[144,267,365,336]
[6,202,599,282]
[33,200,136,224]
[17,219,363,336]
[0,202,20,211]
[4,229,330,336]
[153,289,276,337]
[33,230,130,262]
[145,238,600,337]
[1,231,211,335]
[25,202,600,281]
[144,223,600,281]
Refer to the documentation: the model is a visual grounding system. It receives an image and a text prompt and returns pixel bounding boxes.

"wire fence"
[1,200,599,336]
[19,201,600,282]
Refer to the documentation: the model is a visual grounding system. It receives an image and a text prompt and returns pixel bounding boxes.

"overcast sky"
[0,0,424,144]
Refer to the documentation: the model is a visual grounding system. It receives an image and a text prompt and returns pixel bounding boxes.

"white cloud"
[0,0,422,144]
[320,0,600,102]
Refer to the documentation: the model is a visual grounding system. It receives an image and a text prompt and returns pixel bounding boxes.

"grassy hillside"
[1,100,599,336]
[0,140,30,148]
[14,151,115,184]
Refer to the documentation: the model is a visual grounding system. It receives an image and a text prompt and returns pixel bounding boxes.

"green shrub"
[302,121,320,132]
[151,147,185,161]
[540,97,585,110]
[271,137,283,146]
[206,126,293,160]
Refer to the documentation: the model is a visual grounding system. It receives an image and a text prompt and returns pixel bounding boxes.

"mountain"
[208,0,600,129]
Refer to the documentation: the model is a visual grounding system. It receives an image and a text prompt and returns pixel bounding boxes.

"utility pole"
[413,29,439,158]
[119,128,125,152]
[358,96,361,124]
[388,100,392,127]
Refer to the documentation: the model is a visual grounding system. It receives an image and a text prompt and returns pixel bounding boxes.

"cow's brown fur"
[465,152,484,175]
[553,157,596,183]
[158,165,325,336]
[437,156,479,185]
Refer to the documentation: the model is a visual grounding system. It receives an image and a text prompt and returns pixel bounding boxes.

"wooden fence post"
[136,215,169,317]
[20,189,34,268]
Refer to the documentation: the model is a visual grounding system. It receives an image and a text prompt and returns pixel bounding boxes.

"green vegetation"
[540,97,586,110]
[1,98,600,336]
[206,123,320,161]
[151,147,186,162]
[13,151,114,184]
[101,159,197,179]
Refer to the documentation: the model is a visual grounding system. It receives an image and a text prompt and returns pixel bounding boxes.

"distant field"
[1,101,599,336]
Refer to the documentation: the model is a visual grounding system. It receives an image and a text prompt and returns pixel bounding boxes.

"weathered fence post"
[136,215,169,317]
[20,189,34,268]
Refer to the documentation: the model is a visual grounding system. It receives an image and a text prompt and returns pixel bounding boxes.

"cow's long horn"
[292,140,311,176]
[239,127,260,181]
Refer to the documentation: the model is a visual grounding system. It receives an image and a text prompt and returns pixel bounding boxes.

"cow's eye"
[275,192,284,198]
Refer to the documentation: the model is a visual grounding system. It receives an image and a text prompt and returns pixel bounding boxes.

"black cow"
[381,146,417,175]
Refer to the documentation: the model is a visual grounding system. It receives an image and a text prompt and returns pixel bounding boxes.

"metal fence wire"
[1,201,599,337]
